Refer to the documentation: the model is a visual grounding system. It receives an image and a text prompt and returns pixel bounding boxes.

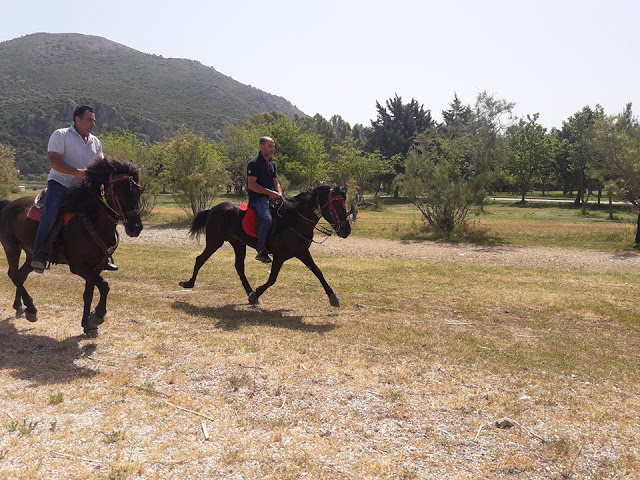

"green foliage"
[101,131,162,215]
[103,430,123,444]
[559,105,604,207]
[8,419,39,435]
[229,113,330,190]
[48,392,64,405]
[590,106,640,205]
[0,143,19,197]
[330,137,393,192]
[162,129,228,216]
[401,133,487,233]
[222,122,264,191]
[505,114,559,202]
[369,94,434,170]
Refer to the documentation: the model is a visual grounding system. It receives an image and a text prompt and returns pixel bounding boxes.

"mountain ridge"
[0,32,306,175]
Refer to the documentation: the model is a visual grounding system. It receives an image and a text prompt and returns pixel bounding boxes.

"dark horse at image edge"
[0,158,144,337]
[179,185,351,306]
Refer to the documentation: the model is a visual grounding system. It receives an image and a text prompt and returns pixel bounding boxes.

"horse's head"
[86,158,144,237]
[317,185,351,238]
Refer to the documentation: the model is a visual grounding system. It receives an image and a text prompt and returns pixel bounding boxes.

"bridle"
[292,188,349,242]
[316,188,349,232]
[80,173,144,272]
[99,174,144,223]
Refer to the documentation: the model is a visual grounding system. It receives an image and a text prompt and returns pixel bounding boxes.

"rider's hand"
[268,190,282,201]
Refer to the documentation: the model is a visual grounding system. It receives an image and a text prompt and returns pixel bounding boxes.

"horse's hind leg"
[179,237,224,289]
[231,242,253,295]
[250,257,285,305]
[3,243,38,321]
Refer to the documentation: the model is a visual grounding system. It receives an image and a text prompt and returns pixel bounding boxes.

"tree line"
[2,92,639,232]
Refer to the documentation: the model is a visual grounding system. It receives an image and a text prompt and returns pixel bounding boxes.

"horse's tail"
[189,209,210,241]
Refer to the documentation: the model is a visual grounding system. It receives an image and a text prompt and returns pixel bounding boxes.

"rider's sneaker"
[31,256,47,274]
[255,251,272,264]
[103,262,119,271]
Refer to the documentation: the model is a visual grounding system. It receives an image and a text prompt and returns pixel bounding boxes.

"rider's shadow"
[0,316,99,384]
[171,301,340,334]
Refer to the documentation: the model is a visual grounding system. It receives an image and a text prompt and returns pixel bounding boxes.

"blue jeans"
[253,196,272,253]
[33,180,68,258]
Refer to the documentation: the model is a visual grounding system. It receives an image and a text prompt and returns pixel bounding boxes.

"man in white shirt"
[31,105,109,273]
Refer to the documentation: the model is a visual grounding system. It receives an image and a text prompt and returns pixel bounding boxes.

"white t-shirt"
[47,125,104,188]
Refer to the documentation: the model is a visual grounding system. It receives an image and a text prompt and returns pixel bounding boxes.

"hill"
[0,33,305,176]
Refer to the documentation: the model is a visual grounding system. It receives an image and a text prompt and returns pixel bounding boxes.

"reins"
[287,188,349,245]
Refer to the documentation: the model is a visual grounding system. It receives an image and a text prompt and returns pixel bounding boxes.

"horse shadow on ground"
[0,316,99,385]
[611,250,640,260]
[171,301,340,334]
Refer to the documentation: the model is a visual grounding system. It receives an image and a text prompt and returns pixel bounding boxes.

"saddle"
[26,190,75,265]
[240,202,258,238]
[240,202,278,238]
[26,190,75,224]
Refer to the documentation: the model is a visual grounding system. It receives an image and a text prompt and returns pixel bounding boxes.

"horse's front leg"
[232,243,253,295]
[81,275,109,338]
[296,250,340,307]
[249,257,284,305]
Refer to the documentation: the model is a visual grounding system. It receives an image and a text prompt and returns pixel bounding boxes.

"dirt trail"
[121,226,640,274]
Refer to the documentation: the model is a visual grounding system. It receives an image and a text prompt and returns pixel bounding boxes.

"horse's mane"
[286,185,333,209]
[64,157,139,221]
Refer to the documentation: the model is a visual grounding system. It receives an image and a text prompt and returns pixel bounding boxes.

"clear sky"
[1,0,638,130]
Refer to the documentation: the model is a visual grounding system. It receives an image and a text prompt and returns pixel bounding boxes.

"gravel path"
[121,226,640,274]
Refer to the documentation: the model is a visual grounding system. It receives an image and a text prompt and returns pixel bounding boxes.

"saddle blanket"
[27,205,75,224]
[240,202,258,238]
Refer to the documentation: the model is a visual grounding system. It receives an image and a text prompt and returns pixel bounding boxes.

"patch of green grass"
[49,392,64,405]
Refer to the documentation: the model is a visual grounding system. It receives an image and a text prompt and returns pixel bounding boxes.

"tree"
[442,92,513,196]
[369,95,434,195]
[369,94,434,162]
[163,129,228,216]
[329,137,393,193]
[101,131,162,215]
[560,105,604,208]
[400,132,487,233]
[590,105,640,218]
[224,114,330,190]
[266,116,329,189]
[222,122,264,194]
[0,143,19,198]
[506,114,558,203]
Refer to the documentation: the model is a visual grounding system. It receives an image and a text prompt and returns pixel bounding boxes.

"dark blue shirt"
[247,151,277,203]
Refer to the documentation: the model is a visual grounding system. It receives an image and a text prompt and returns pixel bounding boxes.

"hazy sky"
[1,0,638,129]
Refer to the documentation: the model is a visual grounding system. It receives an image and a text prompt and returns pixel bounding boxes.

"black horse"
[0,158,144,337]
[179,185,351,306]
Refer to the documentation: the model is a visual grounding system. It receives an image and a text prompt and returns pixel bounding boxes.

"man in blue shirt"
[247,136,282,264]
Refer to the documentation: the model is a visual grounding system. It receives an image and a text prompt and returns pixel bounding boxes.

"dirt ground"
[123,226,640,274]
[1,226,639,479]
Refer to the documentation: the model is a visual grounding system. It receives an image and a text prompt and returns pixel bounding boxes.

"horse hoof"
[86,313,105,329]
[248,292,259,305]
[25,312,38,322]
[84,328,99,339]
[179,280,193,289]
[15,307,24,319]
[329,294,340,307]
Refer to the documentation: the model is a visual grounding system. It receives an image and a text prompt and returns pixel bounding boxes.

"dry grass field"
[1,200,640,479]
